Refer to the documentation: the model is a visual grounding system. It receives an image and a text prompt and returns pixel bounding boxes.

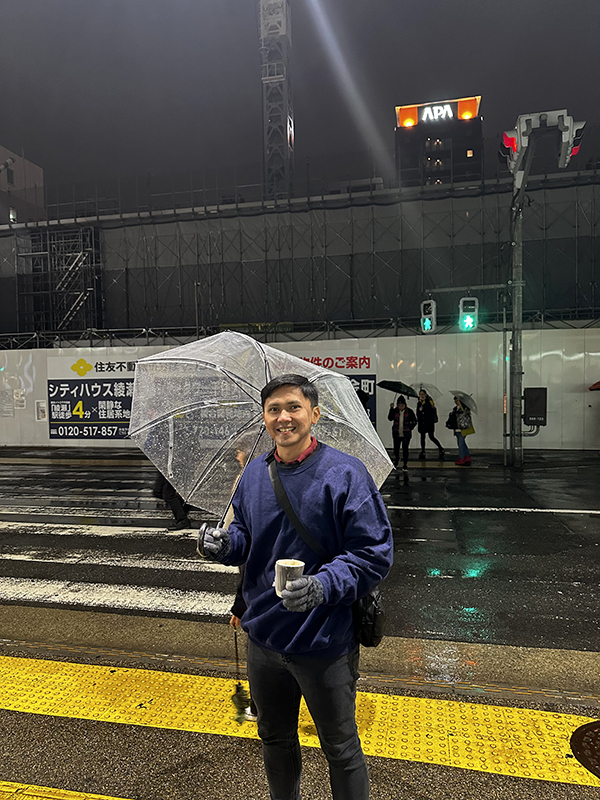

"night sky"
[1,0,598,185]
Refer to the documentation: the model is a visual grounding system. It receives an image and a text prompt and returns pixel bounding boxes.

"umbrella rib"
[250,339,272,386]
[184,413,265,505]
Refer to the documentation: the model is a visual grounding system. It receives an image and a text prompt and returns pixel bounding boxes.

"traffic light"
[501,110,586,174]
[558,117,586,168]
[420,299,437,333]
[459,297,479,331]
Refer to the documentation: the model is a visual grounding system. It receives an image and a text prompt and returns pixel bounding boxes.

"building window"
[9,208,17,223]
[466,149,474,158]
[6,168,14,185]
[425,137,451,152]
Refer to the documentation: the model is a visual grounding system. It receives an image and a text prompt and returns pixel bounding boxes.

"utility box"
[523,388,547,426]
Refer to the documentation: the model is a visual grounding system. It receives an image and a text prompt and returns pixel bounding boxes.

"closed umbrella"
[129,331,392,519]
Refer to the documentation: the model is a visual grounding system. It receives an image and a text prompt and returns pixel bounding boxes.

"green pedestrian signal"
[420,299,437,333]
[459,297,479,331]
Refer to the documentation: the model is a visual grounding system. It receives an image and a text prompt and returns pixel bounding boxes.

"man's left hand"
[281,575,324,612]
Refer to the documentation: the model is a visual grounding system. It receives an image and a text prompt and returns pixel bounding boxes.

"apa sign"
[422,104,453,122]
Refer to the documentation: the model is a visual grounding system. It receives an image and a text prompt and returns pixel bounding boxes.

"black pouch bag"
[267,454,385,647]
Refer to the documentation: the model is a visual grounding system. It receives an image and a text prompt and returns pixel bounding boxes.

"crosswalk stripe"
[388,505,600,515]
[0,521,187,538]
[0,549,238,574]
[0,577,234,617]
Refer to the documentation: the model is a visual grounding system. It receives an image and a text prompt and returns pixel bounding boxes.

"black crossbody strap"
[266,453,330,561]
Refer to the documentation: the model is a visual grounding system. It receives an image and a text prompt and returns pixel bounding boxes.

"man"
[200,374,393,800]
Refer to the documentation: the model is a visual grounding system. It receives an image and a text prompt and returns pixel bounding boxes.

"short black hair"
[261,374,319,408]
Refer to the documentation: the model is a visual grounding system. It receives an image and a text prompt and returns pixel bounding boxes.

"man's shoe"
[402,466,409,473]
[462,456,472,466]
[438,449,445,461]
[418,452,426,460]
[455,458,465,466]
[244,706,258,722]
[170,518,192,531]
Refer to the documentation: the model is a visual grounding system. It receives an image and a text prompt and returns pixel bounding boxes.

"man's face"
[263,386,320,453]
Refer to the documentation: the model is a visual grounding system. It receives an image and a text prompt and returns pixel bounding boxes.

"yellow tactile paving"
[0,781,132,799]
[0,656,598,788]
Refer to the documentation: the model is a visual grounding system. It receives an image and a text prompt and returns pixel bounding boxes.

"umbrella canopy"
[411,382,442,400]
[129,331,392,516]
[450,390,477,414]
[589,382,600,391]
[377,380,419,399]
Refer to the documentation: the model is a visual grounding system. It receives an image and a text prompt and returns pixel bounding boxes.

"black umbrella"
[377,380,419,399]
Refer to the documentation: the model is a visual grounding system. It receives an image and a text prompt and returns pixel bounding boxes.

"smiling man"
[201,373,393,800]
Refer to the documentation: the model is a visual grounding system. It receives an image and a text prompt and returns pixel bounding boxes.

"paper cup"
[274,559,305,597]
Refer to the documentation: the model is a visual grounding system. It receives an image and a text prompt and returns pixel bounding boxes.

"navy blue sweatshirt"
[224,443,393,657]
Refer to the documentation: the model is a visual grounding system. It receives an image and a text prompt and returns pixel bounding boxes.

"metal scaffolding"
[0,172,598,347]
[14,227,103,332]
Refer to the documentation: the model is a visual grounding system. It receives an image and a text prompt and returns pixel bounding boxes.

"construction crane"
[258,0,294,199]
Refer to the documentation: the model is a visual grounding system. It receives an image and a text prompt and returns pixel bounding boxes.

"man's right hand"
[198,523,231,561]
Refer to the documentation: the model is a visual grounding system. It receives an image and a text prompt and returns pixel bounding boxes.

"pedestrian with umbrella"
[416,389,445,461]
[445,393,475,466]
[198,374,393,800]
[388,395,417,471]
[129,334,393,800]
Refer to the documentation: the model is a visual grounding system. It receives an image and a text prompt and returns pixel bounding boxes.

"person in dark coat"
[388,395,417,471]
[152,471,192,530]
[416,389,445,461]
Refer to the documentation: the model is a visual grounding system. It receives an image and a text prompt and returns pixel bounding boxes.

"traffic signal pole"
[509,139,536,470]
[501,109,584,469]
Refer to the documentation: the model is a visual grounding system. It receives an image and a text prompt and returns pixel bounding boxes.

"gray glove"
[199,524,231,561]
[281,575,324,612]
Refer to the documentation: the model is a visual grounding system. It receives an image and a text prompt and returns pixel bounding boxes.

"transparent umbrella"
[450,391,477,414]
[411,382,442,400]
[129,331,392,518]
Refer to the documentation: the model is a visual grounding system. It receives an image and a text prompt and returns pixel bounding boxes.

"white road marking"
[0,521,187,538]
[0,506,171,519]
[0,577,234,616]
[0,549,238,574]
[388,505,600,515]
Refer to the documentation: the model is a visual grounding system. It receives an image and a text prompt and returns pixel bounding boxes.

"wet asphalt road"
[0,448,598,652]
[0,447,599,800]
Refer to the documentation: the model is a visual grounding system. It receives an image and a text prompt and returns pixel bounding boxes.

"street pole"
[194,281,200,339]
[510,209,524,469]
[508,139,536,470]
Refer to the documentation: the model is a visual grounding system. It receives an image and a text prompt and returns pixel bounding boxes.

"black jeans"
[153,472,188,522]
[419,429,444,453]
[392,431,411,467]
[247,640,368,800]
